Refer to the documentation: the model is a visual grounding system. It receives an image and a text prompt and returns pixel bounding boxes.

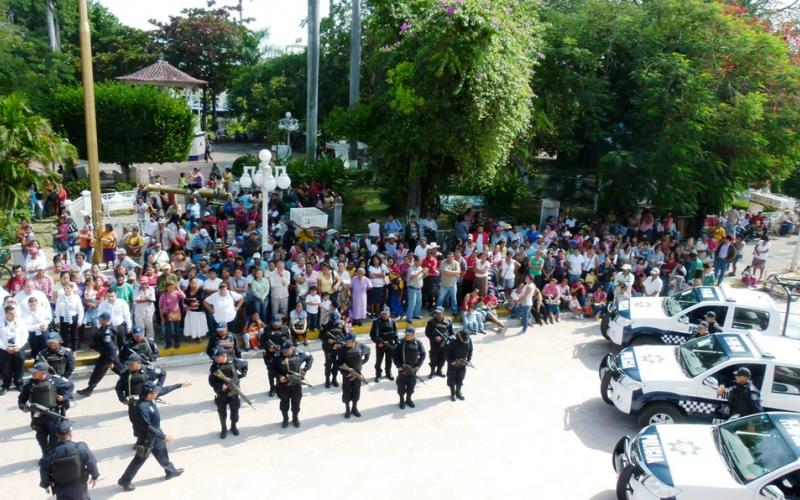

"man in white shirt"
[96,289,132,348]
[24,296,52,357]
[615,264,635,291]
[133,279,156,338]
[269,261,291,317]
[367,218,381,238]
[643,268,663,297]
[23,246,49,278]
[0,304,26,393]
[413,239,429,260]
[566,249,586,285]
[150,242,170,268]
[15,280,49,318]
[73,253,91,275]
[114,249,142,274]
[204,282,243,330]
[500,253,520,295]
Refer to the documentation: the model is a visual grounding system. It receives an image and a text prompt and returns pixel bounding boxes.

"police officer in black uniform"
[268,342,313,428]
[117,382,184,491]
[120,326,159,366]
[209,346,248,439]
[259,315,291,396]
[77,312,123,397]
[116,353,187,436]
[319,311,346,388]
[37,332,75,379]
[392,327,426,409]
[444,330,473,401]
[705,311,723,333]
[19,361,74,453]
[717,366,763,419]
[334,333,370,419]
[206,322,241,360]
[39,420,99,500]
[369,306,397,382]
[425,306,453,379]
[688,320,712,341]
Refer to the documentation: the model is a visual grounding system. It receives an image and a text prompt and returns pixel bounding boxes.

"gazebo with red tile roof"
[116,60,207,88]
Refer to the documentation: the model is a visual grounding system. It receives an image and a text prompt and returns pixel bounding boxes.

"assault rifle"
[287,370,314,389]
[213,370,255,409]
[339,363,369,385]
[453,359,477,369]
[27,403,71,422]
[401,364,426,384]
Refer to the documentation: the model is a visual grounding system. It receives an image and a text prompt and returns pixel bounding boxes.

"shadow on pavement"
[573,338,621,372]
[588,490,617,500]
[563,397,638,453]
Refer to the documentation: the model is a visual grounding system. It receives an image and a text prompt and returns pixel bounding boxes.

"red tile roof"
[116,60,207,87]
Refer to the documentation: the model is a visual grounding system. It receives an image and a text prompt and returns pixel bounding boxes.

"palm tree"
[0,92,75,216]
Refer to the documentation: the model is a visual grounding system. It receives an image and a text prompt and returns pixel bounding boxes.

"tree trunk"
[407,160,422,217]
[120,163,134,184]
[306,0,320,164]
[211,91,217,129]
[348,0,361,166]
[201,88,208,130]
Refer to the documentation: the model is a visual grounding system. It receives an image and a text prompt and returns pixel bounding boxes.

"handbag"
[166,309,182,322]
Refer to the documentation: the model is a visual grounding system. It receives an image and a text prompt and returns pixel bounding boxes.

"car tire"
[615,464,636,500]
[601,370,614,405]
[630,335,662,346]
[638,403,685,427]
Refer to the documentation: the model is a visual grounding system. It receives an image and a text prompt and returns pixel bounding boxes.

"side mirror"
[761,485,786,500]
[703,376,719,389]
[678,316,689,324]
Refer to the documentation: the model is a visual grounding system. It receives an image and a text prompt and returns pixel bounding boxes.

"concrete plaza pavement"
[0,318,633,499]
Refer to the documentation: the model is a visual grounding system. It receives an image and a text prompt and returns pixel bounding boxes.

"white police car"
[612,412,800,500]
[601,286,784,347]
[599,332,800,427]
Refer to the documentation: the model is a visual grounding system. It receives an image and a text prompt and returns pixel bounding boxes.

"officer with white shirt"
[24,296,53,358]
[96,289,132,349]
[0,304,27,394]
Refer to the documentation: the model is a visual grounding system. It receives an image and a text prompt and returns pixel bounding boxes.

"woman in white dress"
[183,277,208,341]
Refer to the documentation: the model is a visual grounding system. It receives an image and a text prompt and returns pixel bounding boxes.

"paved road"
[0,318,635,499]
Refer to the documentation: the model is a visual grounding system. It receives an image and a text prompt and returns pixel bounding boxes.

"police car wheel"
[630,335,661,346]
[600,370,614,405]
[638,403,684,427]
[615,464,636,500]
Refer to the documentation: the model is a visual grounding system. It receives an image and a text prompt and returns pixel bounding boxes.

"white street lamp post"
[277,111,299,160]
[252,149,291,256]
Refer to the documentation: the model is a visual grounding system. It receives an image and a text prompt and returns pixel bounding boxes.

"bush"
[0,207,32,245]
[116,182,134,192]
[64,179,89,199]
[232,154,259,178]
[285,158,374,199]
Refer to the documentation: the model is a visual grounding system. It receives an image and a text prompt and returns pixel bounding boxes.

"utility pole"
[348,0,361,167]
[306,0,320,163]
[78,0,104,264]
[46,0,60,51]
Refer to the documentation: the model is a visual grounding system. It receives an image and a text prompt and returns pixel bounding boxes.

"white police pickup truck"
[601,285,785,347]
[612,412,800,500]
[599,332,800,428]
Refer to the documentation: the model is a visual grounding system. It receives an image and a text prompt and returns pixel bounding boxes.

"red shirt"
[6,276,24,294]
[421,256,439,277]
[463,254,477,281]
[462,293,480,311]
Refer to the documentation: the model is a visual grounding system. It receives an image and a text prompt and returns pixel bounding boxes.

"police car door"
[762,364,800,413]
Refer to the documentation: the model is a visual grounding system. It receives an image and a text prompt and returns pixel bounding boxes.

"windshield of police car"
[679,335,730,377]
[664,288,700,316]
[718,414,797,483]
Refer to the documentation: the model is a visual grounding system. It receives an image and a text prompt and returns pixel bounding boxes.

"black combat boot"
[292,413,300,428]
[374,370,381,383]
[386,370,394,381]
[436,368,445,377]
[345,402,351,419]
[77,386,94,397]
[351,404,361,418]
[450,386,456,401]
[331,376,339,387]
[399,396,405,409]
[405,396,415,408]
[428,367,435,379]
[219,414,227,439]
[230,422,239,436]
[456,385,465,401]
[325,376,331,389]
[281,412,289,428]
[268,383,275,397]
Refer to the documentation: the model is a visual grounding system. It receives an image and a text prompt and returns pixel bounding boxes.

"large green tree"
[530,0,800,217]
[0,92,75,223]
[331,0,542,213]
[51,83,194,181]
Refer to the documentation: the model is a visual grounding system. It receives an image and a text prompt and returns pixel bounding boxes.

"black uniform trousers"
[0,348,23,389]
[214,393,240,425]
[374,347,393,376]
[341,377,362,403]
[59,317,79,352]
[447,365,467,388]
[276,382,302,417]
[396,371,417,397]
[51,482,91,500]
[264,353,278,391]
[119,437,177,484]
[323,350,338,383]
[87,357,121,389]
[429,342,446,372]
[31,415,59,452]
[113,324,128,350]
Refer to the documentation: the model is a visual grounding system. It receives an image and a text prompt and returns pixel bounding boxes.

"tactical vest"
[268,328,288,346]
[218,361,239,387]
[730,383,758,416]
[130,340,154,362]
[280,354,302,375]
[377,320,397,343]
[50,442,83,485]
[42,349,68,377]
[430,320,450,337]
[344,345,363,371]
[126,370,147,400]
[401,341,420,366]
[449,339,470,360]
[216,334,236,356]
[30,379,57,408]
